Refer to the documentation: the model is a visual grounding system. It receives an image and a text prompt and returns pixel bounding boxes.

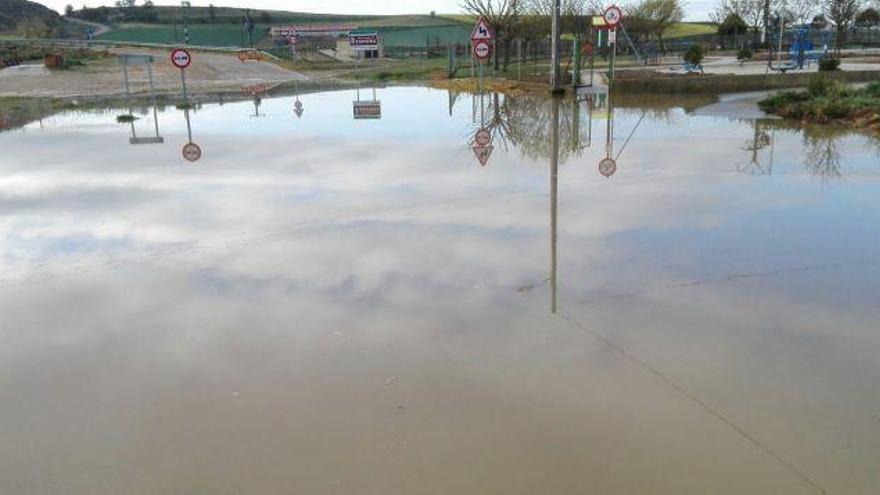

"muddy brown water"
[0,87,879,494]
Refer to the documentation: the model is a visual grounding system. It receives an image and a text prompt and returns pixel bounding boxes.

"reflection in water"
[739,120,774,175]
[181,108,202,163]
[3,86,880,495]
[126,104,164,146]
[804,133,843,181]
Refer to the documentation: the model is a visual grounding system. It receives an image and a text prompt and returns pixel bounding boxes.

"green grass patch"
[663,22,716,39]
[758,76,880,129]
[98,22,270,47]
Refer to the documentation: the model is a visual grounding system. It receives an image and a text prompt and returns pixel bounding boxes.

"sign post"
[470,18,495,91]
[170,48,192,101]
[603,5,623,84]
[472,127,493,167]
[348,31,380,53]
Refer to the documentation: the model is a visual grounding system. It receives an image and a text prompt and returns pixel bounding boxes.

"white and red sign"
[237,49,262,63]
[474,128,491,147]
[470,17,495,42]
[598,157,617,177]
[182,142,202,162]
[349,31,379,51]
[473,145,493,167]
[603,5,623,27]
[473,39,492,61]
[170,48,192,69]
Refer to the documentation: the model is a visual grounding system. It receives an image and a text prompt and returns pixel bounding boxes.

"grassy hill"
[82,6,471,49]
[0,0,63,36]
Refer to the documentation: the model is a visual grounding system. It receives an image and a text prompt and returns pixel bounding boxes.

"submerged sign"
[349,31,379,51]
[353,100,381,119]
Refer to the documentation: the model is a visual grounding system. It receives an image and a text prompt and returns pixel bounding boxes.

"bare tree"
[461,0,521,70]
[788,0,816,24]
[823,0,863,53]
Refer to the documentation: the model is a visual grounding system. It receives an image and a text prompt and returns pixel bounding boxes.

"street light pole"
[550,0,563,95]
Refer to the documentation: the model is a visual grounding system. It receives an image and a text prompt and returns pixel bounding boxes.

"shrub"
[807,75,839,98]
[683,44,704,66]
[818,57,841,72]
[736,47,752,64]
[865,81,880,97]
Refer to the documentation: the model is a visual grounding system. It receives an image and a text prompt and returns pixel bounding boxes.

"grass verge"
[758,77,880,134]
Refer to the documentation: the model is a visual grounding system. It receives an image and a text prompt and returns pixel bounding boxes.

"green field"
[98,22,270,47]
[663,22,716,39]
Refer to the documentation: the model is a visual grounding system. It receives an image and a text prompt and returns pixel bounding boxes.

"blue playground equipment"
[769,26,830,72]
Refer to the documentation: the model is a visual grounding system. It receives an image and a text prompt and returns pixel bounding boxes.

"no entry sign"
[603,5,623,27]
[182,142,202,162]
[170,48,191,69]
[472,39,492,62]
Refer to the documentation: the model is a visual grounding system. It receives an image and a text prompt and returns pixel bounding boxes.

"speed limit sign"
[170,48,192,69]
[182,142,202,162]
[603,5,623,27]
[598,157,617,177]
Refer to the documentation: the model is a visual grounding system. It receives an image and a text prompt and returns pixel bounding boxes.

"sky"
[38,0,715,21]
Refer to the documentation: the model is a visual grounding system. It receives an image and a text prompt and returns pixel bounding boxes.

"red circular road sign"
[603,5,623,27]
[598,157,617,177]
[475,128,491,147]
[473,39,492,62]
[182,142,202,162]
[170,48,192,69]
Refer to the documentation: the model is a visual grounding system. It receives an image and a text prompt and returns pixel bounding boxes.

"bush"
[807,75,839,98]
[737,47,752,64]
[865,81,880,97]
[683,44,704,66]
[818,57,841,72]
[758,91,809,112]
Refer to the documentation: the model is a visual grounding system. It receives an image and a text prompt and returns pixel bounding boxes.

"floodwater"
[0,87,878,495]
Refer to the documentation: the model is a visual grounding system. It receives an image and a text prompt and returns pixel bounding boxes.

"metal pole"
[550,0,562,94]
[549,98,560,314]
[610,29,617,86]
[517,38,522,80]
[147,62,159,139]
[180,68,188,102]
[121,58,130,98]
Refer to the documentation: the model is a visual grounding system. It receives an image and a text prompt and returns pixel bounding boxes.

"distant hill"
[0,0,63,35]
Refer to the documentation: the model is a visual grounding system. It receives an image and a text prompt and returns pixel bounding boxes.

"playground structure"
[767,25,833,73]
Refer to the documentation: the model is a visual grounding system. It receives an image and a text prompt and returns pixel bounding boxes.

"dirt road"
[0,48,308,98]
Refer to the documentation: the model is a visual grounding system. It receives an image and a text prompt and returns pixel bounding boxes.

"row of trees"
[712,0,880,51]
[460,0,685,69]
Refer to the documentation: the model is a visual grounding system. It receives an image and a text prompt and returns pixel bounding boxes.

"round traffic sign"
[170,48,192,69]
[598,157,617,177]
[603,5,623,27]
[472,40,492,62]
[182,142,202,162]
[474,128,491,147]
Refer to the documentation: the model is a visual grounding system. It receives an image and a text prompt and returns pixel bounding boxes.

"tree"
[209,4,217,21]
[460,0,520,70]
[624,0,684,49]
[522,0,591,33]
[64,4,74,16]
[856,7,880,25]
[718,13,749,47]
[788,0,816,25]
[823,0,863,53]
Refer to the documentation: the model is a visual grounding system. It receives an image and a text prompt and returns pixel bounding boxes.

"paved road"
[0,48,308,98]
[65,17,112,37]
